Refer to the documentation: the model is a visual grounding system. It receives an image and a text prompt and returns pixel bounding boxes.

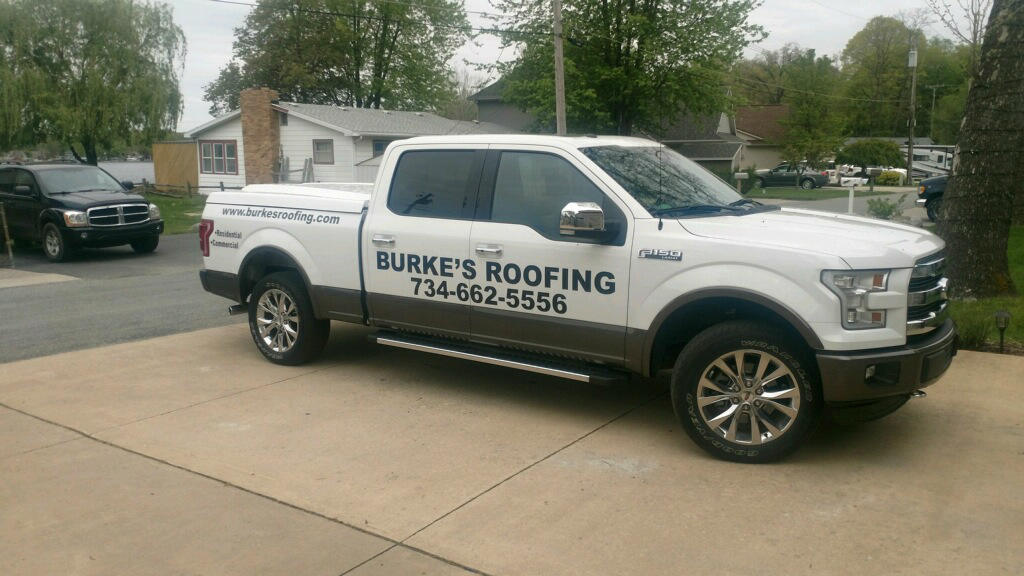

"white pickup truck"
[199,135,956,462]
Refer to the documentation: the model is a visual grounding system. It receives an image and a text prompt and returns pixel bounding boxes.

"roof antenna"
[657,145,664,230]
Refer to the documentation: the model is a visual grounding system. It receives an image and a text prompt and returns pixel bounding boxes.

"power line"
[734,76,907,104]
[205,0,546,37]
[805,0,869,21]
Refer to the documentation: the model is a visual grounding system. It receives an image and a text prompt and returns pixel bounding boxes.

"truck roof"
[394,134,657,150]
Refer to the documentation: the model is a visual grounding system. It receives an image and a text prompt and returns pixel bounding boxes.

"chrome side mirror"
[560,201,605,235]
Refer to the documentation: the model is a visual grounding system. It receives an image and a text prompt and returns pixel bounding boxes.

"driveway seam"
[89,367,325,436]
[0,436,84,462]
[0,400,495,576]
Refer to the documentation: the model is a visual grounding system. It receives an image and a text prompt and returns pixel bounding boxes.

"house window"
[199,140,238,175]
[372,140,391,157]
[279,112,288,126]
[313,139,334,164]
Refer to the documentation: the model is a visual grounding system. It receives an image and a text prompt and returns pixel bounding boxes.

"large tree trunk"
[939,0,1021,298]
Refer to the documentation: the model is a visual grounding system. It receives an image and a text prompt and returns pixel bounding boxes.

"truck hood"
[679,207,944,269]
[47,190,148,210]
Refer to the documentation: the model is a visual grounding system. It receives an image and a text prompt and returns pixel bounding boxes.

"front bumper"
[817,319,957,404]
[63,220,164,247]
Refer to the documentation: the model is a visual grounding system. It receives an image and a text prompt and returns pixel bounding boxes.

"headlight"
[148,203,161,220]
[822,269,890,329]
[62,211,88,228]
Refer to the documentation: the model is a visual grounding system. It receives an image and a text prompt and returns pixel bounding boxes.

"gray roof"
[468,79,506,102]
[667,141,743,161]
[280,102,509,137]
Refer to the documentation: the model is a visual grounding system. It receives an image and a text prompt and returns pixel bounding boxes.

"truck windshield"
[35,167,124,195]
[581,145,746,216]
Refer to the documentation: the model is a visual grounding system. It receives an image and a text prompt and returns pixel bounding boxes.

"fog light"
[80,232,88,239]
[865,365,876,380]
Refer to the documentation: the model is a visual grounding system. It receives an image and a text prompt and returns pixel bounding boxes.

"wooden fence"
[153,140,198,192]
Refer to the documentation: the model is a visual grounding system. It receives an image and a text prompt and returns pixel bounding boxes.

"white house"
[183,88,507,190]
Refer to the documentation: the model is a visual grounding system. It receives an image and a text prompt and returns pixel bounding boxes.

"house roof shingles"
[735,105,789,143]
[280,102,508,136]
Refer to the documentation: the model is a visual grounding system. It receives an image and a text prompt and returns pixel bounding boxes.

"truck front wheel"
[671,320,821,463]
[249,271,329,365]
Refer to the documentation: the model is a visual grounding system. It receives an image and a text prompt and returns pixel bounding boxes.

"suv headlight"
[822,269,890,329]
[62,210,88,228]
[148,203,161,220]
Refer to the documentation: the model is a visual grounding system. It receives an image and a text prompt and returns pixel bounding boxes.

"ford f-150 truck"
[199,135,956,462]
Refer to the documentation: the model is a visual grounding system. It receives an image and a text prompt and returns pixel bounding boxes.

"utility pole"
[926,84,952,140]
[552,0,567,136]
[907,44,918,183]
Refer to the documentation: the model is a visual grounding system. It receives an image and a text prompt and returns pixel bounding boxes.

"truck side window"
[0,170,12,194]
[490,151,624,243]
[13,170,37,194]
[388,150,479,219]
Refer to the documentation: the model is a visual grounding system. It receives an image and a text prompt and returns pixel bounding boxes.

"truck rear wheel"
[249,271,329,365]
[671,320,821,463]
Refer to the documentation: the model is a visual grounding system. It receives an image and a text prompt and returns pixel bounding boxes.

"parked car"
[0,164,163,261]
[200,135,955,463]
[754,163,829,189]
[916,175,947,222]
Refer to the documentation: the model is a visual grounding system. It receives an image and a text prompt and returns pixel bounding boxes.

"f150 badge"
[639,248,682,261]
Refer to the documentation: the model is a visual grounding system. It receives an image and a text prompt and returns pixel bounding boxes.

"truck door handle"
[371,234,395,246]
[475,244,503,256]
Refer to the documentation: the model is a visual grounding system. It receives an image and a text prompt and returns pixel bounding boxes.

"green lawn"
[144,192,206,235]
[947,226,1024,351]
[748,187,889,201]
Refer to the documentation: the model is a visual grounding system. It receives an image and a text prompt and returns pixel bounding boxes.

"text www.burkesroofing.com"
[221,206,341,225]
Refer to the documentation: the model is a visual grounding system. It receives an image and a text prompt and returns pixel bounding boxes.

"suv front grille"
[907,251,948,335]
[87,204,150,227]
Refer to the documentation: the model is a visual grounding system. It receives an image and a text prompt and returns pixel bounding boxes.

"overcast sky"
[172,0,957,132]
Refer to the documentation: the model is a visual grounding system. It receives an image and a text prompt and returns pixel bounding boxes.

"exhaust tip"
[910,390,927,399]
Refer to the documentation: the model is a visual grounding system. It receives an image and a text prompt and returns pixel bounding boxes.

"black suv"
[0,164,163,262]
[916,174,947,222]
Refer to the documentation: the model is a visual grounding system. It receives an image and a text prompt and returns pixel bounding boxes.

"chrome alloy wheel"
[696,349,801,445]
[44,228,61,257]
[256,288,300,353]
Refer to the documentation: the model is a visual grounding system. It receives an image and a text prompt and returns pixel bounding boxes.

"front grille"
[87,204,150,227]
[907,251,948,335]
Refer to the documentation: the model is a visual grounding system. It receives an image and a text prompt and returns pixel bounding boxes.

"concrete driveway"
[2,322,1021,575]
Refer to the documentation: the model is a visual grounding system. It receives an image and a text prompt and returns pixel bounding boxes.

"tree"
[490,0,764,135]
[205,0,469,115]
[939,0,1021,297]
[0,0,185,165]
[834,139,904,174]
[776,49,845,169]
[925,0,992,74]
[732,43,806,106]
[841,17,923,137]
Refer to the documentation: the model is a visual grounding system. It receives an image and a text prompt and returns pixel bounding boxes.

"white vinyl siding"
[194,122,245,191]
[278,115,353,182]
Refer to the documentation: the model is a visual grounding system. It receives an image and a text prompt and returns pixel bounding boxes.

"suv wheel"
[131,235,160,254]
[800,178,815,190]
[248,271,330,365]
[42,223,69,262]
[926,198,942,222]
[671,320,822,463]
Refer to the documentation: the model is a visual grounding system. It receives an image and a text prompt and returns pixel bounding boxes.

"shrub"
[866,194,907,220]
[876,170,903,186]
[954,312,991,349]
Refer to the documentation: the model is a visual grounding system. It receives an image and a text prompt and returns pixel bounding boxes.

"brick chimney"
[239,88,280,184]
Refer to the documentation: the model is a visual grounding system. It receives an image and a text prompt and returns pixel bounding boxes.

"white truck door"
[363,147,485,339]
[467,148,633,365]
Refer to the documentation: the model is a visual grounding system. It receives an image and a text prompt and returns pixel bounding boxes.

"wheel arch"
[237,246,315,308]
[640,289,824,377]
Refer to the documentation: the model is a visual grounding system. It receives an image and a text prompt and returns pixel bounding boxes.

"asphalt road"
[0,233,242,363]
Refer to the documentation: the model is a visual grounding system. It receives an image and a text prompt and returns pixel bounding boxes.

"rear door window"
[0,169,12,194]
[387,150,482,219]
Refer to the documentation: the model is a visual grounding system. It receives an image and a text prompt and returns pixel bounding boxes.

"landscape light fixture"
[995,310,1011,353]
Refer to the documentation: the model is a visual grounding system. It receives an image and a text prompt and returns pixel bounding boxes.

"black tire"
[671,320,822,463]
[130,235,160,254]
[41,222,69,262]
[800,178,815,190]
[926,198,942,222]
[248,271,330,365]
